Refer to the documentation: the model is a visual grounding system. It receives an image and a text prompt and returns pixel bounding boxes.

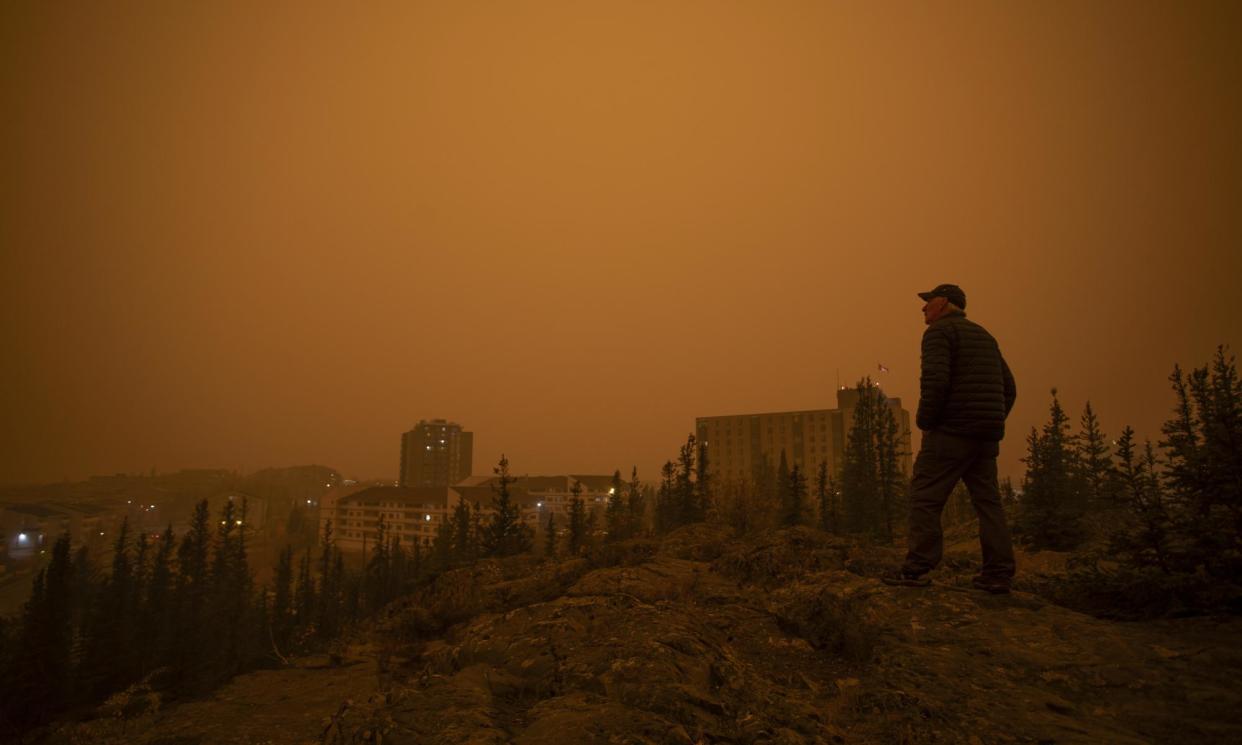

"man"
[883,283,1017,594]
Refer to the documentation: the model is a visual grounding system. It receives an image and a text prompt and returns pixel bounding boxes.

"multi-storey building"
[399,419,473,487]
[329,475,617,554]
[695,386,912,481]
[331,486,463,553]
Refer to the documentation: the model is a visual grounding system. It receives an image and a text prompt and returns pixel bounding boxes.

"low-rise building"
[327,474,618,553]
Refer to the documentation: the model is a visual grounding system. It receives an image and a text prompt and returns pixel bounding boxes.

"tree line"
[0,455,581,738]
[1016,346,1242,584]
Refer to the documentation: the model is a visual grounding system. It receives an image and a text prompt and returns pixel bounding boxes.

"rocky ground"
[44,525,1242,744]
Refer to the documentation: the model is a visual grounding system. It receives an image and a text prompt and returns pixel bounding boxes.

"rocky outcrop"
[46,526,1242,744]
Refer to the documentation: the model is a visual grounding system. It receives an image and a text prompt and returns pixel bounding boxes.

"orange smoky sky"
[2,1,1240,487]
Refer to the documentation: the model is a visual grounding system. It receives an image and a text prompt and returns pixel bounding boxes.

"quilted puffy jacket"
[916,311,1016,441]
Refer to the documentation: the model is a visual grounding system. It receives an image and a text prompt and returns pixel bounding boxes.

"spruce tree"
[450,500,474,562]
[431,515,454,571]
[84,518,136,696]
[482,455,532,557]
[626,467,645,537]
[544,511,558,559]
[568,480,588,556]
[9,533,75,726]
[656,461,676,533]
[1016,389,1086,549]
[1110,426,1173,572]
[782,463,807,527]
[815,461,833,533]
[1075,401,1116,508]
[209,499,247,683]
[776,450,791,524]
[272,545,294,653]
[145,526,176,672]
[874,395,905,542]
[175,500,212,692]
[676,434,698,525]
[294,549,316,638]
[605,469,626,541]
[317,519,344,638]
[695,439,712,522]
[1160,347,1242,572]
[841,379,881,535]
[364,516,390,614]
[129,530,151,669]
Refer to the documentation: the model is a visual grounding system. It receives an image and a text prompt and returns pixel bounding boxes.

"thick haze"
[3,1,1239,486]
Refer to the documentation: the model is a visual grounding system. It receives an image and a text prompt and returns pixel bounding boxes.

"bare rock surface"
[46,526,1242,744]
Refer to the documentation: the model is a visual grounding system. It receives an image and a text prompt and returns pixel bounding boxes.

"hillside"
[47,525,1242,744]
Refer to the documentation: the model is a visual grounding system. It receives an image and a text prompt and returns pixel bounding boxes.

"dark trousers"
[901,430,1016,579]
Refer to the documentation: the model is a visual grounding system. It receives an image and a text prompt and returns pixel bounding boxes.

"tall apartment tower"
[399,419,473,487]
[695,386,912,481]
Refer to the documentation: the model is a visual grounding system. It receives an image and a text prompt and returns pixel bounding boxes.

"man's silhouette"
[884,284,1017,593]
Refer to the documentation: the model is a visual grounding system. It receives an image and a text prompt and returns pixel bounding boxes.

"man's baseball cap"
[917,283,967,309]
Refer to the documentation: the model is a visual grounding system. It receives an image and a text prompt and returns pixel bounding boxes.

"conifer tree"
[9,533,75,726]
[364,516,390,614]
[1160,347,1242,572]
[544,511,558,559]
[782,463,807,526]
[1000,477,1018,509]
[1016,389,1086,549]
[842,382,878,534]
[431,514,454,571]
[83,518,136,696]
[656,461,676,533]
[776,450,791,524]
[1075,401,1116,508]
[841,379,903,537]
[272,545,295,653]
[294,549,316,637]
[145,526,176,671]
[676,434,698,525]
[874,395,905,541]
[316,518,343,638]
[1109,426,1173,572]
[482,455,532,556]
[626,467,645,537]
[605,469,626,541]
[209,499,249,682]
[387,537,405,605]
[815,461,833,533]
[175,500,212,692]
[471,500,484,558]
[813,463,843,535]
[568,480,588,555]
[695,440,712,522]
[450,500,474,562]
[752,452,778,525]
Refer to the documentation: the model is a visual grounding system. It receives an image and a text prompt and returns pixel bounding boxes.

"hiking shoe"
[881,569,931,588]
[971,575,1011,595]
